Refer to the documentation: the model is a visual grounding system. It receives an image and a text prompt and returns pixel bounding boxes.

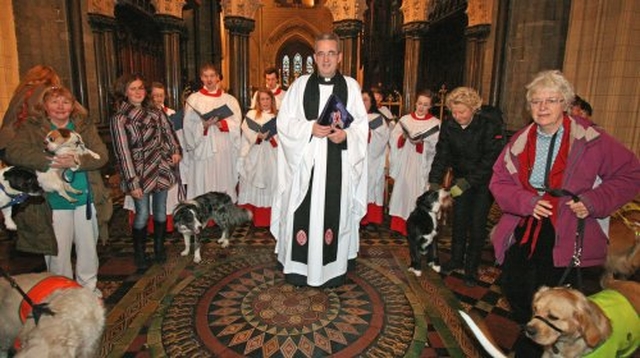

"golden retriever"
[607,203,640,278]
[0,272,105,358]
[525,278,640,357]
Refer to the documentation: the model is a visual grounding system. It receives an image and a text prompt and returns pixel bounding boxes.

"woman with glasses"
[111,74,182,272]
[489,70,640,356]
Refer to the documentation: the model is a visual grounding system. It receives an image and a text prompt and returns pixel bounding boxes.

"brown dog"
[525,278,640,357]
[607,203,640,279]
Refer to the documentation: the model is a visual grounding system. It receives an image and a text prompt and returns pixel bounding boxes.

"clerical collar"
[199,88,222,97]
[318,75,337,85]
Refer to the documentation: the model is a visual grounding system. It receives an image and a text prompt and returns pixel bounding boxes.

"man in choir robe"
[183,63,242,202]
[251,66,286,109]
[271,33,368,287]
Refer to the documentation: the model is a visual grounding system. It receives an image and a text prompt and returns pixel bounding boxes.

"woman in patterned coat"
[111,73,182,272]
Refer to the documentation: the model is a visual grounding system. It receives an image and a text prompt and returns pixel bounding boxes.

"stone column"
[224,16,255,112]
[156,15,185,109]
[324,0,367,78]
[400,0,430,112]
[401,21,428,112]
[464,25,490,93]
[88,11,117,126]
[333,20,363,77]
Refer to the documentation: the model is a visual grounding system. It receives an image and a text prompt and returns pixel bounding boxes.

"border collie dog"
[173,191,252,263]
[406,189,451,277]
[0,166,42,231]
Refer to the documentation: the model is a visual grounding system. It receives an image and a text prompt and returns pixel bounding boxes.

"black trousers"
[451,185,494,274]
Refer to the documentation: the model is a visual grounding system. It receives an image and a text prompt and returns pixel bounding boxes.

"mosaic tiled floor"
[2,204,597,357]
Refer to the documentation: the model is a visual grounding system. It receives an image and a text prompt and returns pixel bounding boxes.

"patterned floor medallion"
[161,250,415,357]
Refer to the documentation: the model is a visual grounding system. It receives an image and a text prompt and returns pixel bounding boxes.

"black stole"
[292,73,348,265]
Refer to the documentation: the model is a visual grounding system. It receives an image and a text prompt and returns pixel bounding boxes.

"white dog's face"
[44,128,81,154]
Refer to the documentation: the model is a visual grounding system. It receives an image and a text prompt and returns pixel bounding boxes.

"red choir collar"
[411,112,433,120]
[200,88,222,97]
[272,87,282,96]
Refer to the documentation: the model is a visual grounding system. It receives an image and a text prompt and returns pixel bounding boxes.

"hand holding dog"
[49,153,77,169]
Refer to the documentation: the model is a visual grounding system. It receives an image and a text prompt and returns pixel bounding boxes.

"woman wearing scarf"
[490,70,640,356]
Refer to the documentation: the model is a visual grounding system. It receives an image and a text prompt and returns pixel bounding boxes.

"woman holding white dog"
[5,86,112,297]
[238,88,278,227]
[111,74,182,272]
[490,70,640,356]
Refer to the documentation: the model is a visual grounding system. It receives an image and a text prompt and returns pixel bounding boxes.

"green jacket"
[5,114,112,255]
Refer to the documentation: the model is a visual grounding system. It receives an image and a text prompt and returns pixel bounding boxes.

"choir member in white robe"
[238,89,279,227]
[361,89,390,226]
[271,33,368,287]
[250,66,286,110]
[388,90,441,236]
[183,64,242,202]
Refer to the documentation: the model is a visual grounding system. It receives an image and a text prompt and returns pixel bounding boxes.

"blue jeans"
[132,190,168,229]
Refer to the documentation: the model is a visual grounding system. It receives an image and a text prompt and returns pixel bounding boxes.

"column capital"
[150,0,186,18]
[88,13,117,31]
[400,0,430,24]
[221,0,262,20]
[88,0,116,17]
[402,21,429,38]
[324,0,368,22]
[155,14,186,34]
[464,24,491,39]
[466,0,492,27]
[224,16,256,36]
[333,19,363,38]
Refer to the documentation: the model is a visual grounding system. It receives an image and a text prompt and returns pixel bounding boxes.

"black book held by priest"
[317,94,354,129]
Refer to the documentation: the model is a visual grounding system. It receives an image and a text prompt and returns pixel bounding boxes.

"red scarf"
[516,115,571,256]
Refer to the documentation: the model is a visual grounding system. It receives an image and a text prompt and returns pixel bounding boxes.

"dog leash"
[0,266,55,324]
[538,187,584,289]
[0,183,30,209]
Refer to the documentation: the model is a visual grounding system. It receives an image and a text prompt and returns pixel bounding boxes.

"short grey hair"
[525,70,575,112]
[314,33,341,53]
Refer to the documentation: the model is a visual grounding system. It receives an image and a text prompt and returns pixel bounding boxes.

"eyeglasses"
[528,98,564,107]
[315,51,339,59]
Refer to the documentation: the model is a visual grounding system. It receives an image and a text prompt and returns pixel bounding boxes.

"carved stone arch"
[263,17,321,69]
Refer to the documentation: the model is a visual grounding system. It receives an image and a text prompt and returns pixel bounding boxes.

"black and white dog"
[406,188,451,277]
[173,191,252,263]
[0,166,42,231]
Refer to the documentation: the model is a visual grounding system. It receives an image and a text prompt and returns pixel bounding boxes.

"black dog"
[173,191,252,263]
[406,189,450,277]
[0,166,42,231]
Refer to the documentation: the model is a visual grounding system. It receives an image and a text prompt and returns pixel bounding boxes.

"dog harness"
[18,275,81,323]
[0,183,29,209]
[583,289,640,357]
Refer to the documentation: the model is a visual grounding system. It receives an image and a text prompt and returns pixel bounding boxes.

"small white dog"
[0,166,41,231]
[0,272,105,358]
[38,128,100,202]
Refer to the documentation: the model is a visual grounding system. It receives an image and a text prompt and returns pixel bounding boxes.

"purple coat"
[490,116,640,267]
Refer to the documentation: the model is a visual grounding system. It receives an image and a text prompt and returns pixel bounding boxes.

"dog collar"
[532,315,564,334]
[0,183,29,209]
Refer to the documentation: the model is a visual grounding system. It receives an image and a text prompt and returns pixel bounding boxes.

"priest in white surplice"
[271,33,368,287]
[183,63,242,202]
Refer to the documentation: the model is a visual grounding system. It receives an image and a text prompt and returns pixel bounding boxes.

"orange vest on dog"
[18,275,82,323]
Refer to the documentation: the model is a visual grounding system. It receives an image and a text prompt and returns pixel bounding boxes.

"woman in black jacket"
[429,87,505,286]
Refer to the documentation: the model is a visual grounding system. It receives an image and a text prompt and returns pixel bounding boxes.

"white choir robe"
[238,110,278,208]
[271,74,368,287]
[366,113,390,220]
[387,113,440,223]
[182,90,242,202]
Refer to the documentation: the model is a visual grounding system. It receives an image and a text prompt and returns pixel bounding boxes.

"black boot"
[132,227,149,272]
[153,221,167,263]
